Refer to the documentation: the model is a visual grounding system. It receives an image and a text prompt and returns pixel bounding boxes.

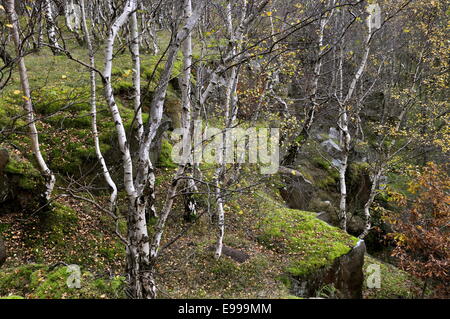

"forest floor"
[0,43,425,299]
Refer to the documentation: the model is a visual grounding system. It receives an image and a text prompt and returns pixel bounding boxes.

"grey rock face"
[329,127,339,140]
[321,139,342,158]
[291,239,366,299]
[280,174,315,210]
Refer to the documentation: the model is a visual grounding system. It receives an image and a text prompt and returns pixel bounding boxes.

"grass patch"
[363,255,426,299]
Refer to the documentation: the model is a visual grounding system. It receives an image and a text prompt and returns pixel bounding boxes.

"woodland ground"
[0,29,427,300]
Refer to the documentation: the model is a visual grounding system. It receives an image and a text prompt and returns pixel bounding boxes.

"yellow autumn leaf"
[5,24,13,28]
[13,90,21,95]
[123,69,132,78]
[266,11,272,17]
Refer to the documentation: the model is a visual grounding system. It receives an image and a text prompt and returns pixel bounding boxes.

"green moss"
[142,55,183,85]
[158,139,177,168]
[32,86,90,115]
[257,196,358,277]
[363,255,426,299]
[4,157,44,191]
[98,241,125,261]
[0,264,125,299]
[0,264,47,296]
[0,223,10,234]
[348,162,370,186]
[316,175,338,189]
[312,156,331,170]
[4,157,37,176]
[112,80,134,95]
[0,94,24,128]
[0,295,25,299]
[39,203,79,246]
[309,157,340,189]
[186,250,281,298]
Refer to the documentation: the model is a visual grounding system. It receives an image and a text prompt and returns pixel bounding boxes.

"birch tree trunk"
[134,0,206,221]
[130,9,144,141]
[359,167,383,239]
[282,1,335,166]
[5,0,56,202]
[179,0,199,221]
[65,0,84,46]
[44,0,64,55]
[137,0,206,298]
[337,12,373,231]
[102,0,154,299]
[80,0,117,211]
[214,0,247,259]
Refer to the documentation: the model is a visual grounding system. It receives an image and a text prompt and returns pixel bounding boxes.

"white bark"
[337,13,373,231]
[130,9,144,141]
[103,0,137,199]
[199,0,269,106]
[359,167,383,239]
[134,0,206,205]
[44,0,63,55]
[179,0,198,220]
[65,0,81,32]
[102,0,154,299]
[214,0,248,259]
[214,176,225,259]
[80,0,117,211]
[5,0,55,201]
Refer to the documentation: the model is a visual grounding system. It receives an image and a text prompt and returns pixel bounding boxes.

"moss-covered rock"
[157,139,177,168]
[258,196,358,277]
[0,151,46,213]
[3,156,44,191]
[257,195,364,298]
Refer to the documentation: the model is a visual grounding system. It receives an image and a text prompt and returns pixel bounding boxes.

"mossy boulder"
[157,139,177,168]
[257,196,365,298]
[0,150,46,213]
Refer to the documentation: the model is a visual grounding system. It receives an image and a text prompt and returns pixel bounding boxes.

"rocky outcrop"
[321,139,342,158]
[0,148,46,214]
[279,173,315,210]
[290,239,366,299]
